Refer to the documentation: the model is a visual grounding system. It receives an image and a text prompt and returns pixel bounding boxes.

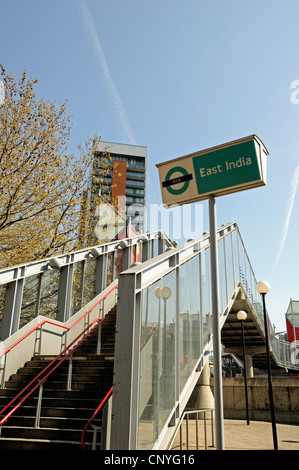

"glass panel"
[243,255,251,298]
[231,229,240,285]
[137,271,176,450]
[286,301,299,328]
[224,233,235,297]
[39,269,60,319]
[201,248,212,346]
[19,275,40,328]
[246,263,255,305]
[106,253,113,286]
[189,257,201,364]
[287,301,299,316]
[238,236,247,289]
[71,261,84,316]
[234,231,263,327]
[179,255,200,392]
[218,237,227,313]
[82,257,97,305]
[152,239,159,259]
[114,248,123,278]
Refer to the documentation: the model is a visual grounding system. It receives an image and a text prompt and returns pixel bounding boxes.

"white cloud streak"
[77,0,137,145]
[272,162,299,275]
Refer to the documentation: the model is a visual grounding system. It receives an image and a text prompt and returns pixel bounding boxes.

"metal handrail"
[81,386,113,450]
[0,316,107,427]
[167,409,215,451]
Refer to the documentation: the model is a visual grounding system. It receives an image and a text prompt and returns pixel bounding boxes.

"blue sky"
[1,0,299,332]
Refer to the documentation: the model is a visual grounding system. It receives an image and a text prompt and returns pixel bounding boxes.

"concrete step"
[4,379,112,391]
[0,425,95,443]
[0,436,93,451]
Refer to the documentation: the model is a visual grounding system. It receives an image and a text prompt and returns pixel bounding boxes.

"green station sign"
[156,135,268,207]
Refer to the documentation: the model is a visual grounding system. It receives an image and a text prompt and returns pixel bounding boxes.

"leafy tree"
[0,65,108,269]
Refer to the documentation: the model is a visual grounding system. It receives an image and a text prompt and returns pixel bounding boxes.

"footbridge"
[0,223,297,450]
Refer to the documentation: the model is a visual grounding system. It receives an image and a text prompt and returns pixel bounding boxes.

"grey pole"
[261,293,278,450]
[209,195,225,450]
[241,319,250,425]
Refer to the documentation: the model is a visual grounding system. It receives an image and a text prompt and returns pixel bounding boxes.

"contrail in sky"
[77,0,137,145]
[272,162,299,275]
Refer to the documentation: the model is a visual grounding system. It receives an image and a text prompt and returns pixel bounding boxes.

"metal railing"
[167,409,215,451]
[81,386,113,450]
[0,230,171,342]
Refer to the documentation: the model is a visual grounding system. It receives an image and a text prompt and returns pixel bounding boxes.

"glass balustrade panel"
[224,233,235,299]
[19,275,40,328]
[82,257,97,305]
[71,261,84,316]
[38,269,59,319]
[179,255,201,392]
[137,270,176,450]
[201,248,212,346]
[217,237,227,313]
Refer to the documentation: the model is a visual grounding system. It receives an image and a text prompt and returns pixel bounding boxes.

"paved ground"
[172,419,299,451]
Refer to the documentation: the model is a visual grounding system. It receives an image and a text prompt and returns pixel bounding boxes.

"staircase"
[0,307,116,450]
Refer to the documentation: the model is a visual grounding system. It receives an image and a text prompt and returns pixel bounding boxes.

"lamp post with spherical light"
[256,280,278,450]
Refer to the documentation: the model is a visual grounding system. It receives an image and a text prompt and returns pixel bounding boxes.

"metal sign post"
[209,195,224,450]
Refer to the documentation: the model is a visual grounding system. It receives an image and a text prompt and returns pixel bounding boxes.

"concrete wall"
[211,377,299,425]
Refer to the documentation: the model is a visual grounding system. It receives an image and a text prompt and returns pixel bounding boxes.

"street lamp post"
[237,310,250,425]
[256,280,278,450]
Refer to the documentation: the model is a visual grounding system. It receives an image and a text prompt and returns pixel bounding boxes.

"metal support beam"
[110,272,140,449]
[95,253,107,295]
[121,246,131,271]
[1,279,24,340]
[158,238,165,255]
[57,263,73,322]
[141,240,150,262]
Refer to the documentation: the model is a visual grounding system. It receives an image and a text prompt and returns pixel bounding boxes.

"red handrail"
[81,386,113,450]
[0,317,107,426]
[0,284,118,359]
